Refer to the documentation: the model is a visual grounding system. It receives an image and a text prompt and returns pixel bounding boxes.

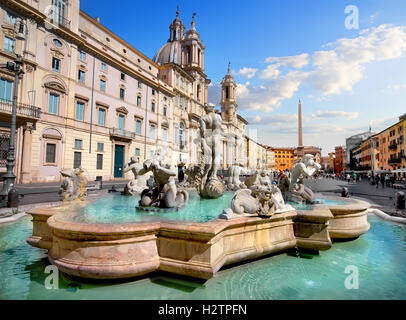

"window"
[0,78,12,101]
[120,88,125,100]
[162,127,167,141]
[75,101,84,121]
[73,151,82,169]
[118,114,125,130]
[3,36,15,53]
[120,73,125,81]
[150,124,155,138]
[45,143,56,164]
[151,102,155,113]
[135,119,142,135]
[135,148,140,156]
[78,70,85,83]
[179,97,183,108]
[152,89,155,95]
[53,39,62,47]
[101,62,107,71]
[74,139,83,149]
[79,51,86,61]
[138,81,142,89]
[52,57,61,72]
[98,108,106,126]
[6,11,17,25]
[100,79,106,92]
[137,96,141,107]
[179,122,184,145]
[163,106,167,116]
[48,93,59,114]
[97,154,103,170]
[97,142,104,152]
[52,0,67,23]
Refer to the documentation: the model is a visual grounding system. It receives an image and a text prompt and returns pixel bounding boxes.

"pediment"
[116,106,128,115]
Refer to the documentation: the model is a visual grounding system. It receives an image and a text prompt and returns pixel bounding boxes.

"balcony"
[109,128,135,141]
[180,141,187,150]
[388,157,402,164]
[48,12,71,29]
[0,99,41,120]
[389,142,398,151]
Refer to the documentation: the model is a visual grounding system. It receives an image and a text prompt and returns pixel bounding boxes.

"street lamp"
[0,18,27,204]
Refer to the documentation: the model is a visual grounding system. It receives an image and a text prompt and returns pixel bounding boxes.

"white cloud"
[264,53,310,68]
[236,71,306,111]
[247,114,297,125]
[233,67,258,79]
[235,24,406,112]
[312,110,360,120]
[388,83,406,90]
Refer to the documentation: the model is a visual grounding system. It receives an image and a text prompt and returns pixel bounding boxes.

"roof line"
[79,10,159,68]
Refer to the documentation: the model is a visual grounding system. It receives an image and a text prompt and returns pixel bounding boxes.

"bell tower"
[169,6,185,42]
[220,62,238,122]
[183,13,204,70]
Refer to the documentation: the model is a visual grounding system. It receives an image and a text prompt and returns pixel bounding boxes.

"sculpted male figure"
[289,154,322,203]
[200,103,222,181]
[227,162,247,190]
[139,150,188,208]
[198,103,225,198]
[122,156,146,195]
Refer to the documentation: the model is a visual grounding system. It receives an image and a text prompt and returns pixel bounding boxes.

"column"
[21,122,34,184]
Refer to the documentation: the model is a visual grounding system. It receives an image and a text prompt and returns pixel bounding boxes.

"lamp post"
[0,19,27,204]
[0,56,24,202]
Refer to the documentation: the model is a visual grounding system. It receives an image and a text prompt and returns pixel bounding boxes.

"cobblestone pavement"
[305,178,406,215]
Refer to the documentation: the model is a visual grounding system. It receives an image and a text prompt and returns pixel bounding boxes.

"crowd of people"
[319,170,402,188]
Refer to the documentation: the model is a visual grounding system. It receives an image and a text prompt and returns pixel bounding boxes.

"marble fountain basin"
[290,194,371,241]
[26,192,370,280]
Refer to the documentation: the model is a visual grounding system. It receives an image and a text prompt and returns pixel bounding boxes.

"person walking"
[375,174,380,188]
[391,174,396,187]
[385,174,390,187]
[346,173,351,184]
[353,173,357,184]
[380,174,385,188]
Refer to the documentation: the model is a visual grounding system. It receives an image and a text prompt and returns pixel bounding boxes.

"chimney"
[95,17,100,23]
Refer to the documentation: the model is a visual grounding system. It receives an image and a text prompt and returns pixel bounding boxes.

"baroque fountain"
[26,104,370,280]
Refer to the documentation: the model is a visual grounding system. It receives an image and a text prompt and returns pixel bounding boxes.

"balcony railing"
[109,128,135,140]
[388,157,402,164]
[389,143,398,151]
[0,99,41,119]
[48,11,71,29]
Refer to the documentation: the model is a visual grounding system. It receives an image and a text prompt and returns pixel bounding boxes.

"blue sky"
[80,0,406,155]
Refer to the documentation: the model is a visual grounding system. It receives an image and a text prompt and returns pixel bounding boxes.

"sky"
[80,0,406,156]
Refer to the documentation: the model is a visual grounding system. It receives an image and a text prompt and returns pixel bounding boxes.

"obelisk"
[297,99,304,158]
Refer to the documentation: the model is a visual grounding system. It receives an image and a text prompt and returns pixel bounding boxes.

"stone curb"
[0,201,63,225]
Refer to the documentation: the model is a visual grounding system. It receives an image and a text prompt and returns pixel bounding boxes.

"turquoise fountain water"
[1,213,406,299]
[72,190,234,224]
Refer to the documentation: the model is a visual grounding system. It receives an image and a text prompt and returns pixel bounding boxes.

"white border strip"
[368,208,406,224]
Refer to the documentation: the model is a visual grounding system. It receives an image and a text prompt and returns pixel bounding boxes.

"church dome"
[153,40,182,65]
